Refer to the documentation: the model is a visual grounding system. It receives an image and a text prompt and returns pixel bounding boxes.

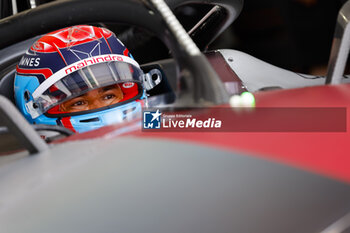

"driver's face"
[59,84,124,113]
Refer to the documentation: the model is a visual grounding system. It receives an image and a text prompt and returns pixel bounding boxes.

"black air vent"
[79,117,100,123]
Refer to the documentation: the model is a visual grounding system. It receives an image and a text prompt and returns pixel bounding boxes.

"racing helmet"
[14,25,161,133]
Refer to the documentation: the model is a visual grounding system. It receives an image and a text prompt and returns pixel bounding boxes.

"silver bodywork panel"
[219,49,350,92]
[0,137,349,233]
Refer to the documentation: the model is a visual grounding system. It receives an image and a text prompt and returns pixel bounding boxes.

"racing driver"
[14,25,161,134]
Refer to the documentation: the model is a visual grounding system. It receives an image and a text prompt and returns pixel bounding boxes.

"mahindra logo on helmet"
[65,55,124,74]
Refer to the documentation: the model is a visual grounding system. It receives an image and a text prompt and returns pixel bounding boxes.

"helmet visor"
[34,61,144,114]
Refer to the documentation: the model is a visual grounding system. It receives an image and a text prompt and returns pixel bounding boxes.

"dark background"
[208,0,346,75]
[1,0,347,75]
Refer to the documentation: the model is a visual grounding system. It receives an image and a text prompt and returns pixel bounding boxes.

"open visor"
[31,61,144,116]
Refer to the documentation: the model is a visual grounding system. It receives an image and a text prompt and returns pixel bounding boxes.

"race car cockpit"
[0,0,349,151]
[0,0,243,147]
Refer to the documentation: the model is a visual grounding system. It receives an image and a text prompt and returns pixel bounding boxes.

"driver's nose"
[89,100,104,110]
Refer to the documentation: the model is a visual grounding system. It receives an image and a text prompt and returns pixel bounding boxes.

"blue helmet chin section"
[33,100,143,133]
[14,74,40,124]
[68,101,143,133]
[33,114,58,126]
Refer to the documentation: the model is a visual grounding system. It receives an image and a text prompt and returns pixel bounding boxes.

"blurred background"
[1,0,348,75]
[208,0,347,75]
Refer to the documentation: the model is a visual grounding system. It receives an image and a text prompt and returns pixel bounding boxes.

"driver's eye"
[102,94,115,101]
[71,100,86,107]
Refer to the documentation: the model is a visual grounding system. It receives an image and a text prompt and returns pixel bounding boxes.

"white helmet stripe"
[32,54,140,99]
